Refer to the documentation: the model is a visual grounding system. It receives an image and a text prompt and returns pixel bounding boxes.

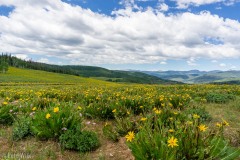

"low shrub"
[12,116,32,141]
[59,129,100,152]
[206,93,236,103]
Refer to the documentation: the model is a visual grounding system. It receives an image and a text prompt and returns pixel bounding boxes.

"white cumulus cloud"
[219,63,226,67]
[157,3,169,12]
[173,0,239,8]
[0,1,240,66]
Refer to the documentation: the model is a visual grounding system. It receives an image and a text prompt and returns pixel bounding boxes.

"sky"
[0,0,240,71]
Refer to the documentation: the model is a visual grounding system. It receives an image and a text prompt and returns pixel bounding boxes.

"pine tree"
[0,60,9,73]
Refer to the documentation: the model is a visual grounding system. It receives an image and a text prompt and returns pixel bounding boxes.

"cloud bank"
[0,0,240,65]
[173,0,239,8]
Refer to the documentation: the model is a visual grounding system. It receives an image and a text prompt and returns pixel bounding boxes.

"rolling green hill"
[0,54,180,84]
[63,66,181,84]
[0,67,180,85]
[0,67,108,84]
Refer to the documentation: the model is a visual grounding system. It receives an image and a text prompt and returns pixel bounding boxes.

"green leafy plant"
[120,98,146,115]
[102,116,138,142]
[83,102,115,120]
[0,104,18,125]
[114,117,138,136]
[30,104,81,140]
[102,123,120,142]
[33,98,56,109]
[126,112,240,160]
[60,128,100,152]
[209,136,240,160]
[184,107,212,123]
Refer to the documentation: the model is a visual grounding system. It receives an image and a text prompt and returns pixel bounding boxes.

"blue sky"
[62,0,240,20]
[0,0,240,71]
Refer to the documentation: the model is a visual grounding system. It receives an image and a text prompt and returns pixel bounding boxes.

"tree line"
[0,53,78,75]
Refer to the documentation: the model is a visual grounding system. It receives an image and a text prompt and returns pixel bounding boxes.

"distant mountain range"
[141,70,240,84]
[2,54,240,84]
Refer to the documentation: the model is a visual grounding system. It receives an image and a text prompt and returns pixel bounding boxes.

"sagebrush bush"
[60,129,100,152]
[206,93,236,103]
[12,116,32,141]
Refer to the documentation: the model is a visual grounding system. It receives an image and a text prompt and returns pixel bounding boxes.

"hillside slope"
[0,55,180,84]
[0,67,108,84]
[63,66,181,84]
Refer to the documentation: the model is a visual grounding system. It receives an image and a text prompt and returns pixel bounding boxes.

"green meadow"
[0,68,240,160]
[0,67,109,84]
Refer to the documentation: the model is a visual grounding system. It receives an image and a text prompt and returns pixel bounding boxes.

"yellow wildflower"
[125,131,135,142]
[32,107,37,111]
[140,117,147,121]
[112,109,116,113]
[222,120,229,126]
[2,102,8,105]
[173,111,178,115]
[168,129,175,133]
[140,106,144,109]
[46,113,51,119]
[198,124,208,132]
[187,121,193,125]
[78,106,82,110]
[155,109,162,115]
[54,107,59,113]
[216,122,222,127]
[193,114,200,119]
[168,136,178,148]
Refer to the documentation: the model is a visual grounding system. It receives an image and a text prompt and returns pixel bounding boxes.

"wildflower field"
[0,79,240,159]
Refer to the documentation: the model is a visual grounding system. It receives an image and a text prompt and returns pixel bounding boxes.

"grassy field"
[0,68,240,160]
[0,67,109,84]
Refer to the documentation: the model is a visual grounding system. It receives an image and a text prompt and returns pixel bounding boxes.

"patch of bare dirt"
[83,120,135,160]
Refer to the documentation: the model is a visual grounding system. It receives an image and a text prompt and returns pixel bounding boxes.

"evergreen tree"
[0,60,9,73]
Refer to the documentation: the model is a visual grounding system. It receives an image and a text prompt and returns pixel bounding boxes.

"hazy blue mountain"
[141,70,240,84]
